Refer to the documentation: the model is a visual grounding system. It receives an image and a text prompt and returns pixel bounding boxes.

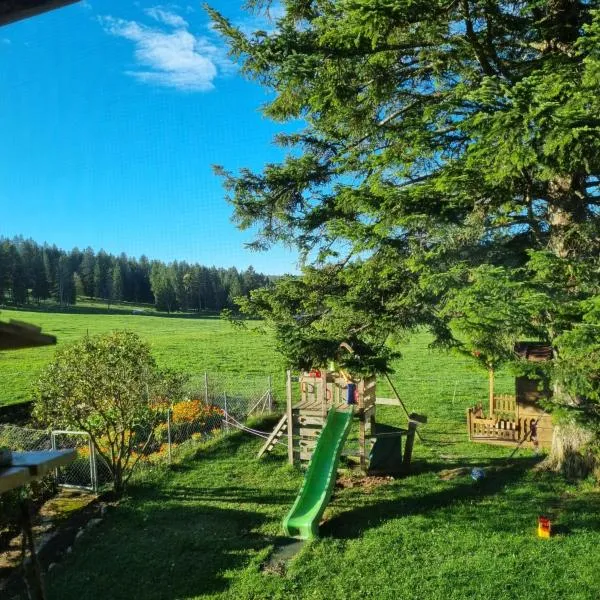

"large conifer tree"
[209,1,600,467]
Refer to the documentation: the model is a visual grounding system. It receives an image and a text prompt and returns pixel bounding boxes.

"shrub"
[33,330,186,495]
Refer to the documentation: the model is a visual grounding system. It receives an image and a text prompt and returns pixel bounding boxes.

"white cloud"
[100,9,233,92]
[145,7,188,29]
[1,38,11,45]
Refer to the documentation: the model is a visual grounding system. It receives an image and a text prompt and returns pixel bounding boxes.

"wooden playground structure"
[467,343,554,449]
[259,369,424,473]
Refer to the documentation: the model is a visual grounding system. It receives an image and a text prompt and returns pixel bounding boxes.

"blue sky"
[0,1,298,274]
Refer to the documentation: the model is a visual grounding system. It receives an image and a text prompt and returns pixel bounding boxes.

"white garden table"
[0,450,76,493]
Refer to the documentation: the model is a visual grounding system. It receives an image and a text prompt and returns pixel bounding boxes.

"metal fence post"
[204,372,209,404]
[224,392,229,432]
[167,408,173,465]
[51,431,58,482]
[89,435,98,493]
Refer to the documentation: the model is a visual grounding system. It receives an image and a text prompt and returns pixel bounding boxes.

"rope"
[222,412,289,447]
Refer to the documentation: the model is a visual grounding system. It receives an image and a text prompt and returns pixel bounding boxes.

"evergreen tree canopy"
[210,1,600,396]
[0,236,271,314]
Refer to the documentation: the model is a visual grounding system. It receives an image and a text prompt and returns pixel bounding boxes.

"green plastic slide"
[283,406,353,539]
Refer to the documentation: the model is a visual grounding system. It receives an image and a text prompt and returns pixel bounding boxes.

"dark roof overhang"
[0,319,57,350]
[0,0,79,27]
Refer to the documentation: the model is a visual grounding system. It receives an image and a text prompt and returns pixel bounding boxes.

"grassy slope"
[44,332,600,600]
[0,306,285,406]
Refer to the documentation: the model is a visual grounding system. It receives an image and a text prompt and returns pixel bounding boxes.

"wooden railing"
[492,394,517,414]
[467,408,553,448]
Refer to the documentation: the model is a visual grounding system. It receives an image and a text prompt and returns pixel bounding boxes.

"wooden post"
[20,500,46,600]
[403,420,418,469]
[358,379,366,471]
[359,418,366,473]
[268,375,273,412]
[224,392,229,432]
[320,371,327,421]
[286,370,294,465]
[204,372,209,404]
[358,379,365,409]
[488,366,495,417]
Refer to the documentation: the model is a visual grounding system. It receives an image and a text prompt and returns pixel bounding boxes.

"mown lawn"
[0,305,285,406]
[42,332,600,600]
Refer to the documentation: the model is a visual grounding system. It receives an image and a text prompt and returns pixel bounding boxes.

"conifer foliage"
[0,237,270,312]
[210,2,600,427]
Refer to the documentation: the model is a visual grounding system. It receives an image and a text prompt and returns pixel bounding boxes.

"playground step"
[257,414,289,458]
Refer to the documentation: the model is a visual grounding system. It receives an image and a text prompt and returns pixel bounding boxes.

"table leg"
[19,499,46,600]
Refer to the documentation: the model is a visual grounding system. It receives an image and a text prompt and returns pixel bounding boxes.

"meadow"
[40,333,600,600]
[0,304,286,407]
[3,302,599,599]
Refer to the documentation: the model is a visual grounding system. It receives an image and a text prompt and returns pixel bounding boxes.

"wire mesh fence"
[140,373,277,468]
[0,372,278,491]
[0,423,52,451]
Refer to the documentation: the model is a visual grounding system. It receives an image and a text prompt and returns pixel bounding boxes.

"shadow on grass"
[151,484,296,506]
[556,492,600,533]
[47,502,271,600]
[322,456,548,539]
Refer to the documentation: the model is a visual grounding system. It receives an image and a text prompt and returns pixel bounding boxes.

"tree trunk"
[542,423,596,479]
[545,174,597,478]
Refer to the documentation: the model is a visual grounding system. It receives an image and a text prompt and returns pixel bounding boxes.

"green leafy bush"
[33,330,185,495]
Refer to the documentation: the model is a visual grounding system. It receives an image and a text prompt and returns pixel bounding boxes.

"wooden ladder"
[257,414,288,458]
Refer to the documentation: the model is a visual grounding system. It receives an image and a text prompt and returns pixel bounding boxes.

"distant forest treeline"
[0,236,272,312]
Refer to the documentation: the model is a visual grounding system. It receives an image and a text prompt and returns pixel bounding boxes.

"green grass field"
[0,304,286,406]
[42,345,600,600]
[4,303,600,599]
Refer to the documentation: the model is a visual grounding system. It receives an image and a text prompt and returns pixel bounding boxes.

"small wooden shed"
[467,342,554,448]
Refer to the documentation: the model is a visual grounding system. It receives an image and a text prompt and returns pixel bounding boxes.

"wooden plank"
[359,411,366,472]
[296,415,324,426]
[320,372,327,420]
[470,437,538,448]
[299,440,318,450]
[298,427,322,438]
[376,397,402,406]
[295,407,328,416]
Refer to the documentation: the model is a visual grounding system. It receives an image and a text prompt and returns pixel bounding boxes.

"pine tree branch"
[461,0,497,77]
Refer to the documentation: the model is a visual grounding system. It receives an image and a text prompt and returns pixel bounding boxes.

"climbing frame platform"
[285,370,376,470]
